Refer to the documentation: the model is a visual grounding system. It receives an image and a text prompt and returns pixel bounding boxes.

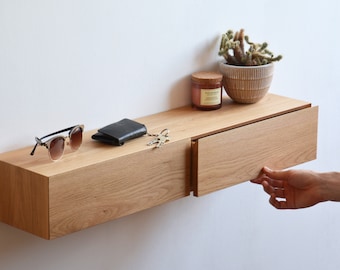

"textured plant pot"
[219,62,274,104]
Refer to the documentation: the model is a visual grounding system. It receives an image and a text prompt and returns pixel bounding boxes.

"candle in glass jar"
[191,71,223,110]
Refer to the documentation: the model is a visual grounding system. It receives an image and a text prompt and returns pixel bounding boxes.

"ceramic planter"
[219,62,274,104]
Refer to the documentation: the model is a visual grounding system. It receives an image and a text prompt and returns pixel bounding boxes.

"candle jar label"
[200,88,221,106]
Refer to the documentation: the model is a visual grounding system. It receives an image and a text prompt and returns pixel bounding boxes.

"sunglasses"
[30,125,84,161]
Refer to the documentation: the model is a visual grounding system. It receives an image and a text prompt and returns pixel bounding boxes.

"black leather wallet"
[91,118,147,146]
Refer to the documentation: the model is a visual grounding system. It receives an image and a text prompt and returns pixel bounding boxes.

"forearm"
[319,172,340,202]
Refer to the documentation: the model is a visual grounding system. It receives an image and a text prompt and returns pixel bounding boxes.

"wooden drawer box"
[0,94,318,239]
[191,106,318,196]
[0,135,191,239]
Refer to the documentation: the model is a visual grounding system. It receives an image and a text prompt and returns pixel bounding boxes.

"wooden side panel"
[0,162,49,238]
[193,106,318,196]
[49,139,191,239]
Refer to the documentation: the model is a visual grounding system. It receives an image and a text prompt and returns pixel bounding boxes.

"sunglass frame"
[30,125,84,161]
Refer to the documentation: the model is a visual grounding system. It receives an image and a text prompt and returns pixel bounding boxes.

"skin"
[251,167,340,209]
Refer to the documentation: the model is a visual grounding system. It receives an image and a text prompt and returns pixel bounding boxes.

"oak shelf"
[0,94,318,239]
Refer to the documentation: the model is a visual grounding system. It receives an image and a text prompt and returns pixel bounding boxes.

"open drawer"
[192,106,318,196]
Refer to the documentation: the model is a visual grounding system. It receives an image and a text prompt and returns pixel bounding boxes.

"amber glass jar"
[191,71,223,110]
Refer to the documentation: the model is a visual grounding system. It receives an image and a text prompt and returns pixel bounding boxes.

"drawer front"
[49,139,191,239]
[192,106,318,196]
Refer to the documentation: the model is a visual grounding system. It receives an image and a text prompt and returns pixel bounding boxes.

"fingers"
[263,166,290,182]
[262,180,273,195]
[250,177,263,184]
[251,166,289,210]
[262,180,285,198]
[269,194,288,209]
[251,166,294,209]
[264,176,284,189]
[251,167,289,186]
[251,173,285,189]
[250,169,266,184]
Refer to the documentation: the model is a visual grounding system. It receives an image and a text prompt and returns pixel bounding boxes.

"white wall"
[1,0,340,269]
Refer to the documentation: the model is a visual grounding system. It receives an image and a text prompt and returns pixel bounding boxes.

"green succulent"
[218,28,282,66]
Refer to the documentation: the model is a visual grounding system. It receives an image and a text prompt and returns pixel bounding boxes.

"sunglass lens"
[70,126,83,150]
[49,137,65,160]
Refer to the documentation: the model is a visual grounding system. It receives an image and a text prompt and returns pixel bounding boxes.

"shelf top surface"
[0,94,311,176]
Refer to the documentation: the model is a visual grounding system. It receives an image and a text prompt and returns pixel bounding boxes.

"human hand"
[251,167,325,209]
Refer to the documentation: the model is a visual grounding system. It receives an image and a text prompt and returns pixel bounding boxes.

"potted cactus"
[218,28,282,103]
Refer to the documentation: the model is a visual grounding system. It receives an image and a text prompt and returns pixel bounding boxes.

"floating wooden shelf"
[0,94,318,239]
